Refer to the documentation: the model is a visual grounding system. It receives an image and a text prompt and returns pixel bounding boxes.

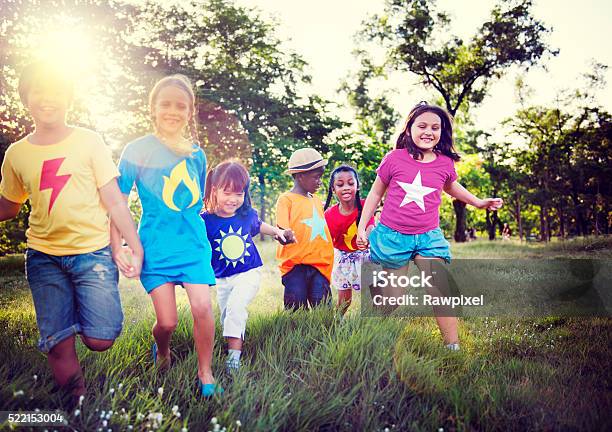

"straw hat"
[286,148,327,174]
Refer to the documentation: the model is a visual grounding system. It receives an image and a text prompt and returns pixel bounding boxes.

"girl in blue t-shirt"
[112,74,222,397]
[202,160,294,371]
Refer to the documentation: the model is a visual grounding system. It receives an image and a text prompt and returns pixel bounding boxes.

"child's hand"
[356,228,369,250]
[477,198,503,210]
[275,228,296,245]
[112,245,142,278]
[128,249,143,278]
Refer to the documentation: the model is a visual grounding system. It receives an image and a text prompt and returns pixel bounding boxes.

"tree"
[504,66,612,240]
[130,0,343,225]
[356,0,557,241]
[0,0,344,252]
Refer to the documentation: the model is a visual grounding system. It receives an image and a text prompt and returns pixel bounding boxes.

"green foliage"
[0,0,344,243]
[361,0,557,116]
[0,241,610,430]
[503,74,612,239]
[347,0,559,242]
[0,205,29,256]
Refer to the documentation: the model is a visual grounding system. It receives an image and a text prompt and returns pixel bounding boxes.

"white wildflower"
[211,417,218,425]
[109,388,115,395]
[74,409,81,417]
[13,390,24,397]
[157,387,164,397]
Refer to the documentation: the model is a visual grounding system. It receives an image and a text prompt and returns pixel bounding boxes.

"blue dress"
[117,135,215,292]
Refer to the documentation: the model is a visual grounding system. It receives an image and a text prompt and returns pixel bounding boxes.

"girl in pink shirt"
[357,102,502,350]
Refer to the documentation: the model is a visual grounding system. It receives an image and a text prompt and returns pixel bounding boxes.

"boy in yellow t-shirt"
[276,148,334,310]
[0,61,143,401]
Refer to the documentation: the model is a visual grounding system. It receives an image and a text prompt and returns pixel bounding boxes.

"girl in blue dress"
[111,74,222,397]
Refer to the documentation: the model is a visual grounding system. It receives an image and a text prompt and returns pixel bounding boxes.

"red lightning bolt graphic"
[40,158,71,214]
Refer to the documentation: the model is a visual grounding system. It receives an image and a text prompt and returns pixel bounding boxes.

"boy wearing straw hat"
[275,148,334,310]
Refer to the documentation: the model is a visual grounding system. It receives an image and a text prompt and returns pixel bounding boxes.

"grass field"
[0,237,611,431]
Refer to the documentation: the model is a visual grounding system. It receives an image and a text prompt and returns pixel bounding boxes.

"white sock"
[228,349,242,362]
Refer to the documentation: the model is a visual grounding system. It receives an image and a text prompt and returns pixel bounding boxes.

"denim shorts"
[282,264,331,311]
[369,223,451,269]
[25,246,123,353]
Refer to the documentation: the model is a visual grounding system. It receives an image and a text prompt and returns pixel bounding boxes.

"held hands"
[476,198,503,211]
[356,228,369,250]
[112,244,143,278]
[274,227,296,245]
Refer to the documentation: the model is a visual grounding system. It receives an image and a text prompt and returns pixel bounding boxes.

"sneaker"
[225,358,241,373]
[445,343,460,351]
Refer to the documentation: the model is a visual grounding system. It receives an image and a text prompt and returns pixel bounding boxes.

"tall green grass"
[0,237,610,431]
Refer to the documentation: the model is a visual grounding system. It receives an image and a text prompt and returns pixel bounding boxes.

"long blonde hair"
[149,74,200,157]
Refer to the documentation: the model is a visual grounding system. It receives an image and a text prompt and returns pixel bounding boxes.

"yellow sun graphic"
[214,226,251,267]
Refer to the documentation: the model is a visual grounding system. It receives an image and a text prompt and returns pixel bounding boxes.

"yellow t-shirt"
[275,191,334,281]
[0,127,119,255]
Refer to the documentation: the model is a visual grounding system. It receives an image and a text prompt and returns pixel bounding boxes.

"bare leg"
[414,255,458,345]
[80,336,114,352]
[149,283,178,368]
[47,336,86,397]
[227,336,242,351]
[184,283,216,385]
[337,289,352,315]
[380,264,410,314]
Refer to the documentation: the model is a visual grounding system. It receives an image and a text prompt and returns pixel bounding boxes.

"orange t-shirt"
[275,192,334,281]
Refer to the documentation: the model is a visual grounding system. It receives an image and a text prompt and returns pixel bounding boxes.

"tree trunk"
[486,209,499,240]
[603,200,610,235]
[453,200,467,242]
[515,197,523,240]
[557,204,565,238]
[592,200,600,235]
[539,205,548,242]
[570,190,586,236]
[258,172,267,241]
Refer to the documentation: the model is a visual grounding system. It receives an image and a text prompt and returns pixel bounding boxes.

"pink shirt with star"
[376,149,457,234]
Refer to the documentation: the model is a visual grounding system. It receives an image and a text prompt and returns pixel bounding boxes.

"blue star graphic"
[301,204,328,242]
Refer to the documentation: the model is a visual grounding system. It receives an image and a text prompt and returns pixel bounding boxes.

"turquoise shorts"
[369,223,451,269]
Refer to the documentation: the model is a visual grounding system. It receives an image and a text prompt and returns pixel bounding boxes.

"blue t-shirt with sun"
[117,134,215,292]
[201,208,263,278]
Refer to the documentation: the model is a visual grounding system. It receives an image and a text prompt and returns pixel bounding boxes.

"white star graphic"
[396,171,437,211]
